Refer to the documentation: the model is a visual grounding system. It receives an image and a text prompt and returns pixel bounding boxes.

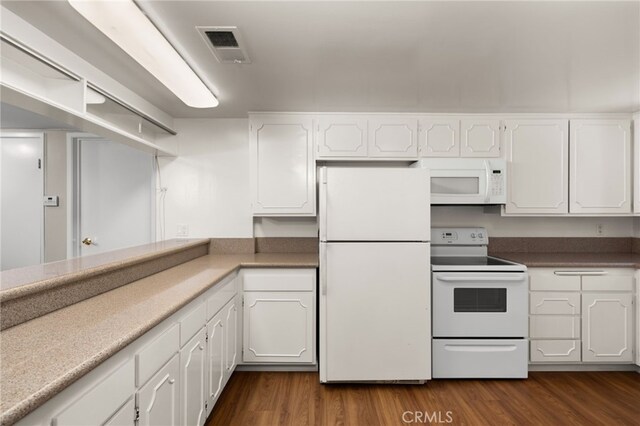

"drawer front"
[432,339,528,378]
[530,292,580,315]
[529,315,580,339]
[243,269,316,292]
[180,302,206,347]
[529,270,581,291]
[207,274,237,320]
[530,340,581,363]
[136,324,179,387]
[582,274,634,292]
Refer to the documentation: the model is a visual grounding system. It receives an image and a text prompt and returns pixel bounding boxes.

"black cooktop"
[430,256,516,266]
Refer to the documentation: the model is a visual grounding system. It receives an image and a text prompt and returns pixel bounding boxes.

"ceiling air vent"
[198,26,251,64]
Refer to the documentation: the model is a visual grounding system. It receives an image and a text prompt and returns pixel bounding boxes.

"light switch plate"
[43,195,59,207]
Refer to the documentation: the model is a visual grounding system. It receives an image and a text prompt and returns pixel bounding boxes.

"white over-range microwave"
[412,158,506,204]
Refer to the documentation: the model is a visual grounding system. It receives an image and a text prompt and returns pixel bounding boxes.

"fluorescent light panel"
[68,0,218,108]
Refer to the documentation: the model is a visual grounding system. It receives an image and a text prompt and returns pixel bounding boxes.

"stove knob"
[478,233,484,239]
[471,233,476,238]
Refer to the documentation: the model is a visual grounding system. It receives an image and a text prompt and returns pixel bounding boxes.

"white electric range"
[431,227,529,379]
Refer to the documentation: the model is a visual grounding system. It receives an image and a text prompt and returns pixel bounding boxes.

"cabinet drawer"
[529,315,580,339]
[530,292,580,315]
[530,340,581,363]
[432,339,527,378]
[529,270,581,291]
[53,359,135,425]
[582,274,633,292]
[179,302,206,347]
[136,324,179,387]
[207,274,237,320]
[243,269,316,292]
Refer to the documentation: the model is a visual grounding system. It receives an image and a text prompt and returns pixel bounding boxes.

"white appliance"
[319,166,431,383]
[431,228,528,379]
[412,158,506,204]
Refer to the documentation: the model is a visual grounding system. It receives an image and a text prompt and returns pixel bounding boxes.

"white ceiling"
[3,1,640,118]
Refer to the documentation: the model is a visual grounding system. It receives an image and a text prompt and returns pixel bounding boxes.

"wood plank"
[207,372,640,425]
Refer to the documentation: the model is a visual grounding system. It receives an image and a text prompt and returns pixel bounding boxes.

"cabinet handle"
[199,345,204,350]
[554,271,607,276]
[169,379,175,384]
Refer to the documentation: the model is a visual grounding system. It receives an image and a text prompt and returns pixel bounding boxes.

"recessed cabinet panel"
[530,315,580,339]
[137,354,180,426]
[530,340,581,363]
[570,120,631,214]
[243,291,314,363]
[460,119,501,157]
[250,115,315,216]
[530,292,580,315]
[206,310,225,409]
[504,120,568,214]
[224,299,238,376]
[582,292,633,362]
[368,117,418,158]
[419,118,460,157]
[316,116,368,158]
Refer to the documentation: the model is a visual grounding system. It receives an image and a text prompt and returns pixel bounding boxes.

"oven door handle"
[436,274,526,283]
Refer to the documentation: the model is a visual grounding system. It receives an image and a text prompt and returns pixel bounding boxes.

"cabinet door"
[582,292,633,362]
[53,359,135,426]
[137,354,180,426]
[243,291,315,363]
[419,117,460,157]
[530,340,581,363]
[460,119,501,157]
[634,116,640,214]
[206,309,225,413]
[250,115,315,216]
[103,397,135,426]
[570,120,631,214]
[180,328,207,426]
[368,116,418,158]
[504,120,569,214]
[224,298,238,380]
[316,115,368,158]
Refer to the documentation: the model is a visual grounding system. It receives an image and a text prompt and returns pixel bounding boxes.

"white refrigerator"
[319,166,431,382]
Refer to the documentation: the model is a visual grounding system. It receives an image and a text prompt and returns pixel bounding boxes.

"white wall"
[158,119,253,239]
[161,118,636,239]
[432,206,634,237]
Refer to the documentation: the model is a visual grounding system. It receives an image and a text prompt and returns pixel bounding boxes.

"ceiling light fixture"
[68,0,218,108]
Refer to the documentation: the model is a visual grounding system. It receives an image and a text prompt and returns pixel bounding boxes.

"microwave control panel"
[490,170,504,196]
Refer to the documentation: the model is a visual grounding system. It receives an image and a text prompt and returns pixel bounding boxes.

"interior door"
[75,137,153,256]
[0,133,43,270]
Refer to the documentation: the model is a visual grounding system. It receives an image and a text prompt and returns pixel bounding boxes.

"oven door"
[432,272,528,337]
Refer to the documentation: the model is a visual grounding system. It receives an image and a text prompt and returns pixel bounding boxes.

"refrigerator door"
[320,242,430,382]
[319,167,430,242]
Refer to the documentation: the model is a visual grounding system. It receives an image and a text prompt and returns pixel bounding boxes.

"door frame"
[67,133,157,258]
[0,131,45,267]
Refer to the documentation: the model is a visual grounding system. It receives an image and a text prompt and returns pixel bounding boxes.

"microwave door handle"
[483,160,491,202]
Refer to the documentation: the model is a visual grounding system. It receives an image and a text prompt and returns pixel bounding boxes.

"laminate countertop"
[0,252,318,426]
[492,252,640,268]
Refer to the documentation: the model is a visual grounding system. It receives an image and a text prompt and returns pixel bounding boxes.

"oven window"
[453,288,507,312]
[431,177,480,195]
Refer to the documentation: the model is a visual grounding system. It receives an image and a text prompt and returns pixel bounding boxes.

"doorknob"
[82,237,93,246]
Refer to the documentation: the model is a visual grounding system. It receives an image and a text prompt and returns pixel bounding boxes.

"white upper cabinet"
[316,115,368,158]
[504,120,569,214]
[570,120,631,214]
[368,116,418,158]
[419,117,460,157]
[633,115,640,214]
[460,119,502,157]
[250,114,315,216]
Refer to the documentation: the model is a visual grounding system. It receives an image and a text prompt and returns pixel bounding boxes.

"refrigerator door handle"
[319,166,328,241]
[320,243,328,296]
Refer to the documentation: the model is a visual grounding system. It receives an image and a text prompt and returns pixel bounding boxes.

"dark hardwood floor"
[206,371,640,425]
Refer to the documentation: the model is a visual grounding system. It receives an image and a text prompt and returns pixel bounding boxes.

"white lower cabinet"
[206,308,225,413]
[529,268,635,365]
[582,292,634,363]
[137,354,180,425]
[242,269,316,364]
[180,328,207,426]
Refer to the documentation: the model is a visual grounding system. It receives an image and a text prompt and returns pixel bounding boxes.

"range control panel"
[431,227,488,245]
